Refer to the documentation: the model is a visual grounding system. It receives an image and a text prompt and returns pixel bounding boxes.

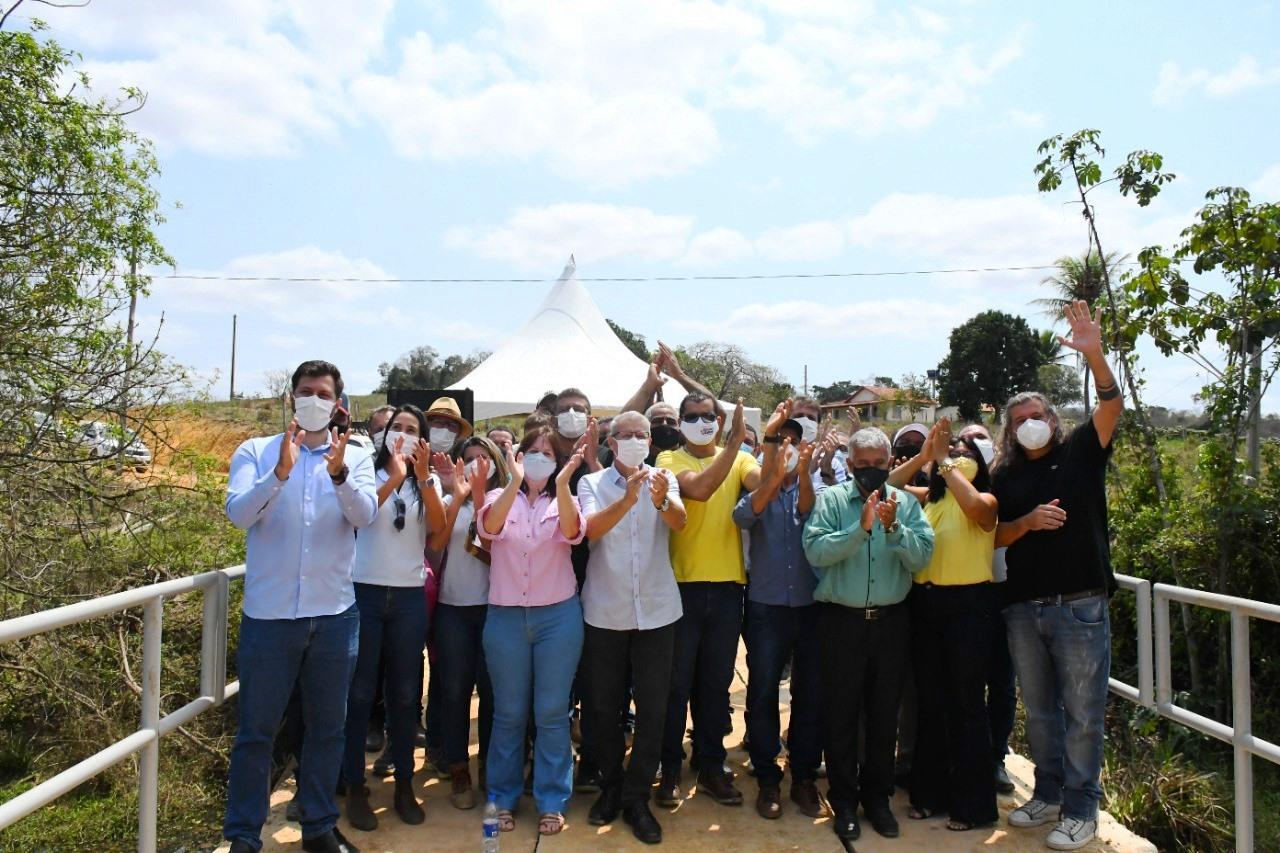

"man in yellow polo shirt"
[654,392,761,808]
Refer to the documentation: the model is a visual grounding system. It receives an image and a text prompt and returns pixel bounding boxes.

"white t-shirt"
[438,497,492,607]
[352,470,441,587]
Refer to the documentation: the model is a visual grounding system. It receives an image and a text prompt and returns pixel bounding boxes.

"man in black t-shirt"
[991,300,1123,853]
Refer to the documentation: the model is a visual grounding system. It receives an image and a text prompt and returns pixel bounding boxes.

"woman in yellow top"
[902,418,1000,831]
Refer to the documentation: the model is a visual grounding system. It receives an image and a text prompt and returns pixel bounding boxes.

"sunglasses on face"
[681,413,717,424]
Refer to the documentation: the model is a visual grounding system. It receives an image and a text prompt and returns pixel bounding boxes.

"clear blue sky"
[22,0,1280,411]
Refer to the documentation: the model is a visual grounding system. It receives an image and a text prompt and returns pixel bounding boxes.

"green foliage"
[375,345,490,393]
[811,379,858,403]
[607,318,650,361]
[1036,363,1083,405]
[938,310,1043,420]
[672,341,794,411]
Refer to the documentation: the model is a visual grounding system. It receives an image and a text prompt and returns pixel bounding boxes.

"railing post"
[201,572,229,705]
[1135,580,1154,708]
[1153,585,1172,709]
[1231,609,1253,853]
[138,596,162,853]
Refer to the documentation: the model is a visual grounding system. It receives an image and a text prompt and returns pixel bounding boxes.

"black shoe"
[414,724,427,748]
[863,800,900,838]
[995,763,1015,795]
[229,841,256,853]
[654,767,682,807]
[832,810,861,841]
[345,785,377,832]
[371,745,394,778]
[393,778,425,825]
[588,785,622,826]
[695,769,743,806]
[575,758,603,793]
[285,796,301,823]
[623,801,663,844]
[364,727,384,753]
[301,827,361,853]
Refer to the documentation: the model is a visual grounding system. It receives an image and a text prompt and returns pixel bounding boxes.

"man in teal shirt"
[803,427,933,843]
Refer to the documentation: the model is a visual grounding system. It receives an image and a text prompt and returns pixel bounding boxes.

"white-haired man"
[803,427,934,843]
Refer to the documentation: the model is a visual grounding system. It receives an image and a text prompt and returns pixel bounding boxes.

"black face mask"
[651,424,682,451]
[852,466,889,495]
[892,442,920,460]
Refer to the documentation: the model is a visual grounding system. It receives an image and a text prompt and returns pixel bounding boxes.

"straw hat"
[424,396,473,439]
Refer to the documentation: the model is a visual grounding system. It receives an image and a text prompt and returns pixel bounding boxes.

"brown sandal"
[538,812,566,835]
[497,809,515,832]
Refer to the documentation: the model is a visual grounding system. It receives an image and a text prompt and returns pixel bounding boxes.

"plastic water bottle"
[482,794,500,852]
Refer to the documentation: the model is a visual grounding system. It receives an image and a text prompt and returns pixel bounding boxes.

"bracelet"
[763,435,781,444]
[936,459,957,476]
[657,496,671,512]
[329,464,349,485]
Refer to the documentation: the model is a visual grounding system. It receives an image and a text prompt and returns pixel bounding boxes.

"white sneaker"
[1008,798,1061,827]
[1046,817,1098,850]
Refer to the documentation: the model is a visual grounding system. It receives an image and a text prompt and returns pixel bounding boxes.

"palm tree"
[1035,251,1126,408]
[1036,329,1068,366]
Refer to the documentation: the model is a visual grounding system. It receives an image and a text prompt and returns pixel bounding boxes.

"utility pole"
[230,314,237,402]
[1246,340,1262,481]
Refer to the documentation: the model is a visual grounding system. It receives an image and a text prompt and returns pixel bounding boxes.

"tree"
[874,376,898,388]
[1035,363,1083,405]
[674,341,794,411]
[1035,252,1127,407]
[894,372,933,420]
[937,311,1043,421]
[375,346,490,393]
[607,318,650,361]
[811,379,858,403]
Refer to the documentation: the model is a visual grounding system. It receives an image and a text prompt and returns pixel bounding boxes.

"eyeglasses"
[681,413,717,424]
[650,417,677,427]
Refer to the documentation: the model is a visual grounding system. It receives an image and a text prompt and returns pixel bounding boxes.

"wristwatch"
[657,496,671,512]
[885,520,901,535]
[763,435,781,444]
[329,464,349,485]
[936,459,957,476]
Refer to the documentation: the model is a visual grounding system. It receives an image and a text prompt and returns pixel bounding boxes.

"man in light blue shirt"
[223,360,377,853]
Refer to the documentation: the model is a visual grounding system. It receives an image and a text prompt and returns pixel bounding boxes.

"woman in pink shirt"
[472,424,585,836]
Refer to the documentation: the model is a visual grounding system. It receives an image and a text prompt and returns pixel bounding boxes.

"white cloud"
[1153,56,1280,105]
[755,221,846,261]
[1252,164,1280,200]
[445,204,695,269]
[683,228,756,266]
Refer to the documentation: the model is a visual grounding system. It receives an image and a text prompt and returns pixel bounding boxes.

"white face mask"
[522,451,557,482]
[463,459,480,481]
[293,395,334,432]
[614,436,649,468]
[387,430,417,456]
[680,418,718,446]
[1016,418,1053,451]
[784,444,800,473]
[429,426,457,453]
[369,429,386,451]
[973,437,996,465]
[794,416,818,444]
[556,410,588,438]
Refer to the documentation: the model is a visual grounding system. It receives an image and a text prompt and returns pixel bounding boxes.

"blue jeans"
[224,605,359,849]
[745,601,823,786]
[483,596,584,814]
[434,603,493,767]
[662,582,744,771]
[343,583,428,784]
[1004,594,1111,820]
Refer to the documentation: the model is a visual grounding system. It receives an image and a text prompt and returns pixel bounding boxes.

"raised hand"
[818,432,839,473]
[431,451,453,487]
[623,467,647,505]
[505,448,524,486]
[583,417,599,450]
[931,417,951,464]
[275,419,305,480]
[646,359,666,392]
[649,468,670,508]
[846,405,861,431]
[765,398,793,437]
[1059,299,1104,355]
[556,450,584,488]
[452,458,472,503]
[769,436,792,481]
[657,341,684,379]
[797,440,815,472]
[467,455,491,500]
[410,437,431,481]
[1025,498,1067,531]
[876,490,899,529]
[726,397,746,446]
[861,488,879,532]
[324,426,350,477]
[385,443,408,483]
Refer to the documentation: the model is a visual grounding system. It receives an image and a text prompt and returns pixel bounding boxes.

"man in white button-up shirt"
[577,411,686,845]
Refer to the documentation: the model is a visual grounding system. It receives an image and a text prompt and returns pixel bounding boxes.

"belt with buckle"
[849,601,901,620]
[1029,588,1105,606]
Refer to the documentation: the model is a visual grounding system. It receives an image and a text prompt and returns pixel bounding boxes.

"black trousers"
[583,622,676,805]
[819,601,910,813]
[909,583,998,825]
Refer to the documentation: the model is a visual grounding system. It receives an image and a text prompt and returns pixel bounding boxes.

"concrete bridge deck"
[225,642,1155,853]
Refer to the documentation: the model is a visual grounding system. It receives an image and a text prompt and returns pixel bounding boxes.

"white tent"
[448,259,762,430]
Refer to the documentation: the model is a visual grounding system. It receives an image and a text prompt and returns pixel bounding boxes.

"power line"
[158,262,1083,284]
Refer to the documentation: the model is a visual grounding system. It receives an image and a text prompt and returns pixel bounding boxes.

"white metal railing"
[0,565,245,852]
[1110,573,1280,853]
